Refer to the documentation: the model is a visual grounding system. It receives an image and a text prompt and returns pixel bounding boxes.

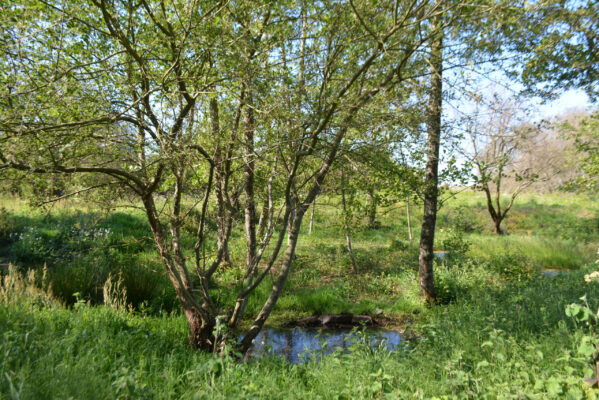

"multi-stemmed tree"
[3,0,592,352]
[0,0,451,353]
[465,94,542,234]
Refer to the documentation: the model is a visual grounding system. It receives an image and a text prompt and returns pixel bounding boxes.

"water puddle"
[542,269,564,277]
[247,328,404,363]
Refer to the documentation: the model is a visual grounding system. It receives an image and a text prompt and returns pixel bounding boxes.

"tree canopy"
[0,0,596,353]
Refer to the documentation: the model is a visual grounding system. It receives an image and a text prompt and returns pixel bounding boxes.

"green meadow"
[1,190,599,399]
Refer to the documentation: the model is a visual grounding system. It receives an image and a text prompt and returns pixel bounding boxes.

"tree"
[466,93,543,234]
[411,0,525,300]
[497,110,587,194]
[417,1,443,302]
[512,0,599,101]
[340,164,359,273]
[562,112,599,193]
[0,0,443,353]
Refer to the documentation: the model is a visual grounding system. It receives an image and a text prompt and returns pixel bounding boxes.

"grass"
[468,235,593,270]
[1,190,597,321]
[2,262,599,398]
[1,190,599,398]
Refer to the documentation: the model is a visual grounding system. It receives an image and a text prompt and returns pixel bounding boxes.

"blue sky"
[536,89,593,118]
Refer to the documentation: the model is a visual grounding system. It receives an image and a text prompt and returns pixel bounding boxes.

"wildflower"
[584,271,599,283]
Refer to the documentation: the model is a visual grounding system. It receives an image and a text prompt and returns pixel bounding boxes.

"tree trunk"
[142,194,217,350]
[308,200,315,234]
[257,196,269,239]
[240,206,304,354]
[366,188,377,228]
[234,92,258,323]
[493,217,504,235]
[418,12,443,303]
[185,308,216,351]
[482,185,505,235]
[406,196,413,242]
[212,97,232,266]
[288,197,296,246]
[243,96,257,270]
[341,168,358,273]
[257,155,277,241]
[239,97,352,353]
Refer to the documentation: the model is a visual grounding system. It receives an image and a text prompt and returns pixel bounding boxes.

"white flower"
[585,271,599,283]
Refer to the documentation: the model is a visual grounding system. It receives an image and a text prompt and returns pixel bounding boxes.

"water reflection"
[542,269,564,277]
[247,328,404,363]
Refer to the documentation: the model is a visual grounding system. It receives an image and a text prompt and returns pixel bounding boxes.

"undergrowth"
[2,263,599,398]
[0,191,598,398]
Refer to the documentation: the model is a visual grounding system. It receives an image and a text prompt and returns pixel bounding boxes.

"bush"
[486,253,537,281]
[388,238,409,252]
[440,228,471,262]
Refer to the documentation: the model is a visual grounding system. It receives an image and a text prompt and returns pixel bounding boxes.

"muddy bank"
[282,313,377,329]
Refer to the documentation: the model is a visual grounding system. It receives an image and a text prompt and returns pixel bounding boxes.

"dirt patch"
[577,211,596,219]
[281,313,422,342]
[283,313,376,329]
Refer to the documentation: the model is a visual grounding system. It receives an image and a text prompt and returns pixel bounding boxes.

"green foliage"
[388,238,409,252]
[565,249,599,389]
[440,228,471,261]
[487,252,537,281]
[440,205,482,234]
[0,191,598,397]
[513,0,599,100]
[1,190,597,320]
[2,263,599,398]
[562,112,599,194]
[0,204,176,311]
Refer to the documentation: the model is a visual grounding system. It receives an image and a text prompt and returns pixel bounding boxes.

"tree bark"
[288,196,296,246]
[418,12,443,303]
[230,92,258,325]
[243,97,257,272]
[308,200,315,234]
[493,216,504,235]
[256,196,269,240]
[257,155,277,241]
[239,205,304,353]
[142,193,216,350]
[482,184,506,235]
[366,187,377,228]
[341,167,358,273]
[406,196,413,242]
[211,97,232,265]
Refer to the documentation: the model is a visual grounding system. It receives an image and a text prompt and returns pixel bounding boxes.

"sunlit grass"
[2,259,599,398]
[1,190,597,323]
[468,234,593,270]
[1,190,599,397]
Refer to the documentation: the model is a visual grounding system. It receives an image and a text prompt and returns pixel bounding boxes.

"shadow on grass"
[0,209,178,311]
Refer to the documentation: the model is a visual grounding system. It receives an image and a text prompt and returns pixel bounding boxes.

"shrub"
[440,228,471,262]
[486,253,537,281]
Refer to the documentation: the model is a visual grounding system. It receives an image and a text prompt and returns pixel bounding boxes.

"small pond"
[542,269,565,277]
[247,328,405,363]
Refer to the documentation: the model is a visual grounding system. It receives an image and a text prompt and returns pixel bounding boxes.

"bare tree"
[505,110,589,193]
[466,94,543,234]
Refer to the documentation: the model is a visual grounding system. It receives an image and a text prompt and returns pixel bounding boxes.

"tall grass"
[2,262,599,398]
[469,235,592,270]
[1,188,599,397]
[1,190,597,321]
